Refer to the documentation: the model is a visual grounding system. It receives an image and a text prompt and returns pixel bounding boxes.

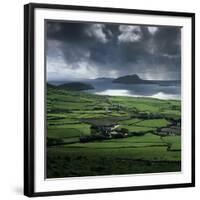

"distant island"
[58,82,94,91]
[47,74,180,92]
[113,74,155,84]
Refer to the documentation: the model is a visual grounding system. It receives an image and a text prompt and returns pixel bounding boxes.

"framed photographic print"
[24,3,195,197]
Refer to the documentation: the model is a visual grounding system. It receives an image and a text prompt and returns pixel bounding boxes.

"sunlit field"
[46,85,181,178]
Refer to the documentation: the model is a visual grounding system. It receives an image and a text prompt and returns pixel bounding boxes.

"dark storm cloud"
[46,20,181,81]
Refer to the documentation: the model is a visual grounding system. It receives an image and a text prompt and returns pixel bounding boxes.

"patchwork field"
[46,85,181,178]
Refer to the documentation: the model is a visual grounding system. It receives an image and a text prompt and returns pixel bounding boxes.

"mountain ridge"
[57,82,94,91]
[113,74,155,84]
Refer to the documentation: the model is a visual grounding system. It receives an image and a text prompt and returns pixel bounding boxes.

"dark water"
[50,79,181,100]
[84,79,181,100]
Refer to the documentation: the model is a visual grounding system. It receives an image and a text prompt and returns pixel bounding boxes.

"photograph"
[46,20,182,178]
[24,3,195,196]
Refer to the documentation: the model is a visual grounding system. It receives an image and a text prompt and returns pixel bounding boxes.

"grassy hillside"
[58,82,94,91]
[46,85,181,178]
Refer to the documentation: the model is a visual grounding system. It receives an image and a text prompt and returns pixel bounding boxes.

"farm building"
[158,126,181,136]
[169,118,181,126]
[90,122,119,135]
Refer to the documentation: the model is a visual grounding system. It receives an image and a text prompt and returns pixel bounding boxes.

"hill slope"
[58,82,94,91]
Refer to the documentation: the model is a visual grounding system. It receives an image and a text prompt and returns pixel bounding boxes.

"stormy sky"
[46,20,181,81]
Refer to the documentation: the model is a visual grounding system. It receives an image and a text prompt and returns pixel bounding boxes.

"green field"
[47,86,181,178]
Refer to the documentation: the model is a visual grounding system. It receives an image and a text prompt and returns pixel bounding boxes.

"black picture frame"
[24,3,195,197]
